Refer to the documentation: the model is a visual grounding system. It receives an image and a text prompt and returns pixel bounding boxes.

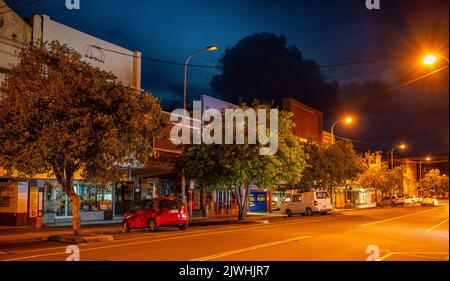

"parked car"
[379,196,394,207]
[122,197,189,232]
[421,196,438,207]
[404,196,419,204]
[392,195,405,205]
[280,190,333,217]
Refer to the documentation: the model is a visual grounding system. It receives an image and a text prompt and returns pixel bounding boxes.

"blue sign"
[249,192,267,212]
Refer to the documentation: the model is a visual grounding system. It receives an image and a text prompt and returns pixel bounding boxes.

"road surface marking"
[426,218,449,232]
[1,217,334,261]
[395,252,448,261]
[360,206,444,227]
[190,236,311,261]
[9,228,215,255]
[6,216,336,256]
[376,252,394,261]
[394,251,448,255]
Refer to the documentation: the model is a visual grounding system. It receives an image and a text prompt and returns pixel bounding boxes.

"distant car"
[404,196,419,204]
[280,190,333,217]
[379,197,394,207]
[122,197,189,233]
[392,195,405,205]
[421,196,438,207]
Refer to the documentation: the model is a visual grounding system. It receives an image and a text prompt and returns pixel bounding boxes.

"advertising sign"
[29,187,39,218]
[249,192,267,212]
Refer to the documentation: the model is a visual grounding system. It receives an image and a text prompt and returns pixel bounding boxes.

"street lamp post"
[330,117,352,144]
[390,144,406,170]
[417,157,431,196]
[181,45,218,214]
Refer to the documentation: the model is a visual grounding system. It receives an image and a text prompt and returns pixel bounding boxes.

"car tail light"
[314,200,318,206]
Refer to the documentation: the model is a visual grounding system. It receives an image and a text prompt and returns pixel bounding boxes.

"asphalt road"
[0,203,448,261]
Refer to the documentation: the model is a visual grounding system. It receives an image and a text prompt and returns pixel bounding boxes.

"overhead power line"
[91,45,399,71]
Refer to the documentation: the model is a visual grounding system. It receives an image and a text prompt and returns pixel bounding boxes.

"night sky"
[7,0,449,157]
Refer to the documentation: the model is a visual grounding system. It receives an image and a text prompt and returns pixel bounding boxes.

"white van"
[280,190,333,217]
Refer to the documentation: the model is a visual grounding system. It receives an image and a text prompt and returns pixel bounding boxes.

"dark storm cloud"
[210,32,338,110]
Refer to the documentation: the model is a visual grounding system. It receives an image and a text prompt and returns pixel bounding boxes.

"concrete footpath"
[0,213,285,245]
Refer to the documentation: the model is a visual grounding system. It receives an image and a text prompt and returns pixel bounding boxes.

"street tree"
[356,152,405,200]
[420,169,449,196]
[178,105,307,220]
[299,140,364,196]
[0,41,163,235]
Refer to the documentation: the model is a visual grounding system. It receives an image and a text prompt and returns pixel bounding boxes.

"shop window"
[77,182,112,212]
[42,180,67,217]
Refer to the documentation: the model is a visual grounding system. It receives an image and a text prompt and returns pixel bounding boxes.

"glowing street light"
[331,117,353,144]
[390,144,406,169]
[422,54,449,66]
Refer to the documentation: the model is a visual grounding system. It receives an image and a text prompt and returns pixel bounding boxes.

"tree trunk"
[70,194,81,236]
[233,185,244,221]
[242,184,251,219]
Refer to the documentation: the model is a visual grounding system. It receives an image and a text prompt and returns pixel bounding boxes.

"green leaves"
[177,104,308,219]
[355,153,405,195]
[299,140,364,191]
[0,40,163,189]
[420,169,448,194]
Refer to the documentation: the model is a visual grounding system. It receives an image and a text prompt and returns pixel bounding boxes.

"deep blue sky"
[7,0,449,156]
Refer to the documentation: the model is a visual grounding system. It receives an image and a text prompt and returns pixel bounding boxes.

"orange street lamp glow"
[423,54,437,66]
[331,117,354,144]
[206,45,218,51]
[426,157,431,161]
[391,144,407,169]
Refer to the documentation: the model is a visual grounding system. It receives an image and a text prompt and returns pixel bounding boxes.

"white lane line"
[1,217,335,261]
[426,218,449,232]
[360,206,444,227]
[377,251,449,261]
[190,236,311,261]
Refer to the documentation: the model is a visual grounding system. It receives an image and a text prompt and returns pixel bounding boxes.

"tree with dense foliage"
[178,105,307,220]
[299,140,364,197]
[420,169,449,196]
[355,152,405,199]
[0,41,163,235]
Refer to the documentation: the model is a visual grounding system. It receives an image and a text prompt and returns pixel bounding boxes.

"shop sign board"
[29,186,39,218]
[0,181,17,213]
[249,192,267,212]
